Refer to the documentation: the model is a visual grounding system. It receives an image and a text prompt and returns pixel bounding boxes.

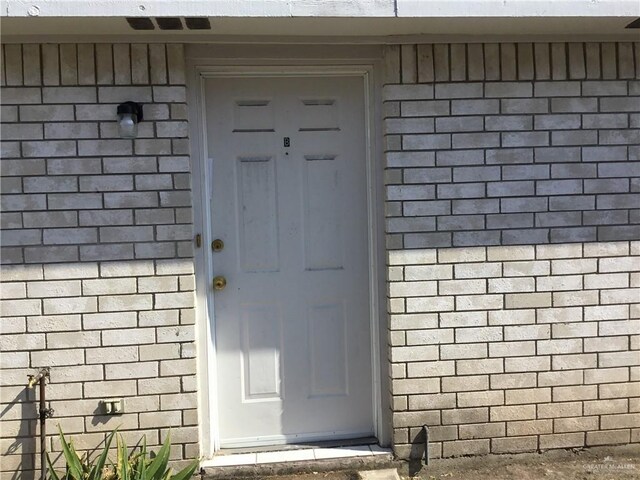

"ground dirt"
[400,446,640,480]
[240,446,639,480]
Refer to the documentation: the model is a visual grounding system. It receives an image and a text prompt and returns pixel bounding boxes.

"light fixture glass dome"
[117,101,143,139]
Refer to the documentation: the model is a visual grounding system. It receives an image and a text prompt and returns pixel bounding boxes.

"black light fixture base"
[117,101,143,122]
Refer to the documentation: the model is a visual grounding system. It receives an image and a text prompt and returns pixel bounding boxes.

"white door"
[205,75,373,447]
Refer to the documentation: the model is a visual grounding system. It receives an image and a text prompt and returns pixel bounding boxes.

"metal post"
[40,378,46,480]
[28,367,51,480]
[422,425,430,466]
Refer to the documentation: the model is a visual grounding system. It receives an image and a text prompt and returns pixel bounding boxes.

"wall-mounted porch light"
[117,101,143,139]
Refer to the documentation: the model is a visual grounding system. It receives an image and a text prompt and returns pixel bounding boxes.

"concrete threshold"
[201,444,396,479]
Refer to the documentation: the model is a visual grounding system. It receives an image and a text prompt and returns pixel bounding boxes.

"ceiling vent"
[126,17,212,31]
[126,17,155,30]
[156,17,183,30]
[626,18,640,28]
[185,17,212,30]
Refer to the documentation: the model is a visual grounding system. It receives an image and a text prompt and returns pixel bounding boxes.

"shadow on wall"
[1,389,36,480]
[0,254,197,475]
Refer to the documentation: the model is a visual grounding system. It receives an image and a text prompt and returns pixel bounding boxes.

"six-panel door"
[205,75,374,447]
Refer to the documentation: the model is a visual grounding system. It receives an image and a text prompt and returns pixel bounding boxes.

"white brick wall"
[1,40,639,474]
[384,43,640,459]
[0,43,196,476]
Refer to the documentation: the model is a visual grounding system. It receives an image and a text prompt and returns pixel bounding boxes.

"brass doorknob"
[213,276,227,291]
[212,239,224,252]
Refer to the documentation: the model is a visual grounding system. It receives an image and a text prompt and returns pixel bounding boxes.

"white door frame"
[189,62,385,458]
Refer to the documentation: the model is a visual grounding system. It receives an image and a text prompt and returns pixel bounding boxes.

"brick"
[452,99,500,115]
[406,393,454,412]
[553,290,599,307]
[407,359,454,378]
[489,341,535,358]
[493,436,539,455]
[504,293,551,309]
[505,356,550,372]
[489,373,535,391]
[584,399,629,416]
[99,294,152,312]
[392,378,439,395]
[43,263,98,280]
[0,333,45,351]
[599,352,640,368]
[442,407,488,425]
[552,322,598,338]
[537,307,582,324]
[32,348,84,367]
[83,312,137,330]
[457,358,504,376]
[104,192,158,208]
[160,358,196,377]
[152,85,186,102]
[138,344,180,363]
[403,134,451,150]
[553,385,598,402]
[156,326,194,343]
[441,343,487,360]
[599,256,638,273]
[491,405,536,422]
[439,279,486,295]
[44,228,98,245]
[552,353,597,370]
[587,430,631,446]
[82,380,137,399]
[23,211,77,229]
[455,295,503,311]
[442,439,490,457]
[538,338,582,355]
[43,297,97,315]
[540,432,585,449]
[600,413,640,430]
[47,331,100,349]
[440,311,486,328]
[79,244,133,261]
[600,382,640,399]
[83,278,137,296]
[442,375,489,393]
[80,210,134,227]
[27,281,81,299]
[584,367,630,385]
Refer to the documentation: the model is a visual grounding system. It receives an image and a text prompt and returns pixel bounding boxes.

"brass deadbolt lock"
[212,239,224,252]
[213,276,227,291]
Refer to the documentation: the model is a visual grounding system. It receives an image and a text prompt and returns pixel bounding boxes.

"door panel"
[241,303,282,400]
[206,75,373,447]
[236,157,279,272]
[303,155,342,271]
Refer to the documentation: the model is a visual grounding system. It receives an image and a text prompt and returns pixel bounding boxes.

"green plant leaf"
[57,426,83,479]
[146,432,171,480]
[46,451,61,480]
[93,428,116,479]
[137,435,148,478]
[117,434,130,480]
[169,461,199,480]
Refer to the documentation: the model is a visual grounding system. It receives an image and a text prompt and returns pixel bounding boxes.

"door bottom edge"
[201,440,392,470]
[219,430,376,449]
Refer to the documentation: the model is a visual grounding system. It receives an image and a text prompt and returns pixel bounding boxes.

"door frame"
[188,59,385,458]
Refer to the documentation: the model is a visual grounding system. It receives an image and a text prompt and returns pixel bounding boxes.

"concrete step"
[202,453,396,479]
[358,468,401,480]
